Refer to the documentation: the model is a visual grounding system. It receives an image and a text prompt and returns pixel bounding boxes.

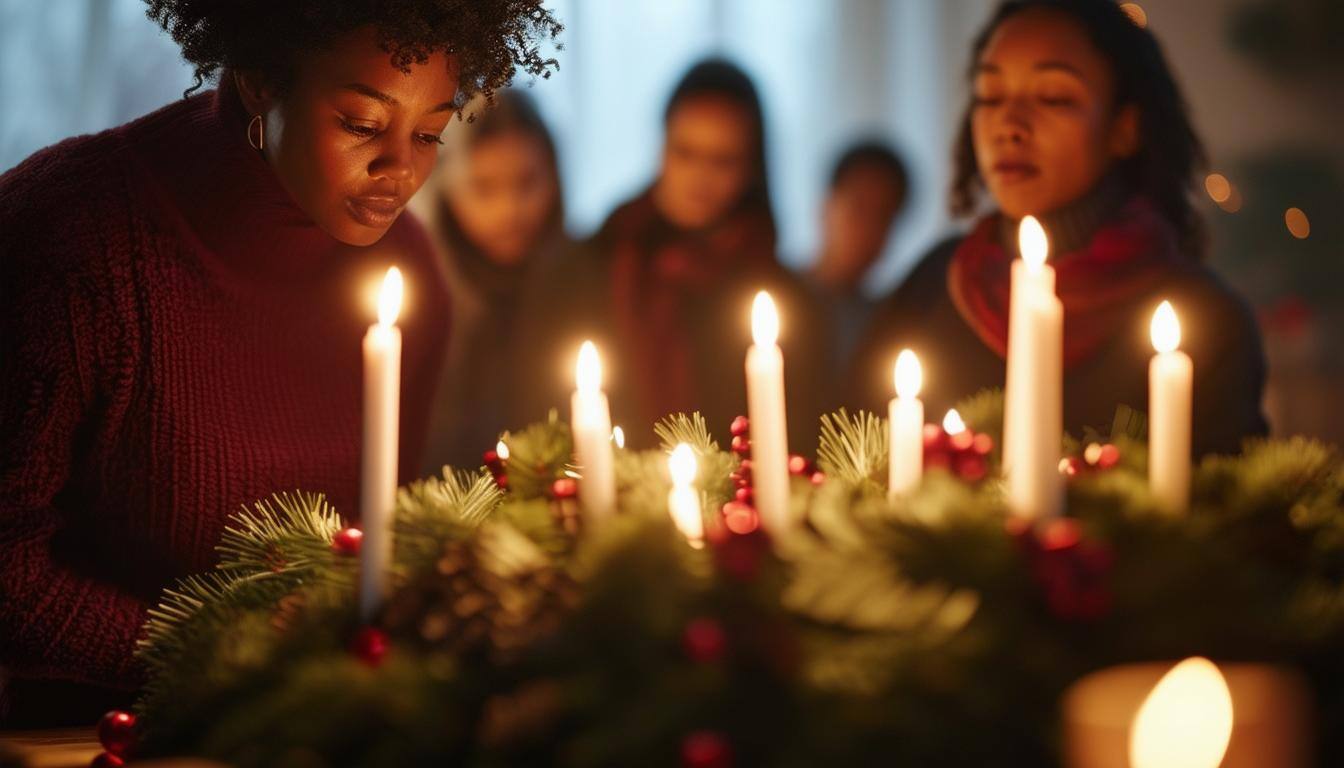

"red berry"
[972,433,994,456]
[494,473,510,490]
[721,501,758,535]
[734,486,754,505]
[350,626,389,666]
[730,434,751,456]
[91,754,125,768]
[332,527,363,556]
[682,617,728,663]
[787,454,810,476]
[482,449,500,466]
[682,730,733,768]
[729,415,750,437]
[1096,443,1121,469]
[97,710,136,758]
[551,477,578,499]
[809,471,826,486]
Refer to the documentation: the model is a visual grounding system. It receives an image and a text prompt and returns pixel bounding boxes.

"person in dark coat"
[850,0,1267,457]
[0,0,559,724]
[526,59,826,452]
[414,90,571,472]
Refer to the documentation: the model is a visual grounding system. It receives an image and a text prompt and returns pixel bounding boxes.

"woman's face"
[970,8,1137,219]
[654,95,756,230]
[240,27,460,246]
[443,130,559,266]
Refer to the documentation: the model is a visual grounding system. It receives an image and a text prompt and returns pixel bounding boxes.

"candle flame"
[377,267,404,327]
[1129,657,1234,768]
[495,440,510,461]
[576,340,602,394]
[1018,215,1048,269]
[942,409,967,435]
[751,291,780,347]
[612,426,626,449]
[1150,301,1181,353]
[894,349,922,399]
[669,443,697,486]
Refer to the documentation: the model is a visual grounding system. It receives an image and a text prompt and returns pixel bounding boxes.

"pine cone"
[380,524,577,662]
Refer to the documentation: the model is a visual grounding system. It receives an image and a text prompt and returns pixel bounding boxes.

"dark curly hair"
[950,0,1208,258]
[144,0,563,109]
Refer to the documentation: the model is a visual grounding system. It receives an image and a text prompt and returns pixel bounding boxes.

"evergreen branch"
[216,491,344,576]
[395,468,506,572]
[817,409,888,487]
[654,412,719,453]
[500,409,575,499]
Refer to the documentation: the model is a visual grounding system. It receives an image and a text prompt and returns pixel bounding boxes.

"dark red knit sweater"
[0,83,451,696]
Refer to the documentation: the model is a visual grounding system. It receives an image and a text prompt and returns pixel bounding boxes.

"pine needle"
[817,409,888,486]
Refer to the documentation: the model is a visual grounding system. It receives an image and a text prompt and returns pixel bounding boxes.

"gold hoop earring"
[247,114,265,151]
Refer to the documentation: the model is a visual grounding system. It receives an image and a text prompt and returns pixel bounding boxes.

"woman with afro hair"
[0,0,560,724]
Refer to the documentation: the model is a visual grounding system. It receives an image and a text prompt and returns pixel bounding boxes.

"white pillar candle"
[1004,216,1064,521]
[888,349,925,498]
[360,266,403,621]
[1148,301,1193,513]
[571,341,616,520]
[667,443,704,546]
[745,291,791,532]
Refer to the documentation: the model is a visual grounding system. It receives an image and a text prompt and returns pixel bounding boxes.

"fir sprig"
[817,409,888,488]
[395,468,506,572]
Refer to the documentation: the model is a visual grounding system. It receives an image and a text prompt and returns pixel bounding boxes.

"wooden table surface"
[0,728,101,768]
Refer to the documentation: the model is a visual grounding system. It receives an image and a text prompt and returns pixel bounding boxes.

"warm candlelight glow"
[576,340,602,394]
[894,349,922,399]
[1129,657,1234,768]
[942,409,967,435]
[751,291,780,347]
[377,267,404,327]
[1150,301,1181,354]
[495,440,510,461]
[1018,215,1048,270]
[669,443,697,486]
[612,426,626,449]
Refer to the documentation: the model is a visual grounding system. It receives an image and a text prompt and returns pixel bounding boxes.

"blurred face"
[654,95,756,230]
[819,166,905,287]
[970,8,1138,219]
[442,131,558,266]
[238,27,460,246]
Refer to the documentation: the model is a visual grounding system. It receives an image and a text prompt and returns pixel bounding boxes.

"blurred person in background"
[806,140,909,375]
[413,90,570,472]
[537,58,825,450]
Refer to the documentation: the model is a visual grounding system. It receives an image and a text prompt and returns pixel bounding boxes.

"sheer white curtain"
[0,0,993,292]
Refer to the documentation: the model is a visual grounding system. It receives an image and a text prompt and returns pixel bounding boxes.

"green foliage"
[816,408,888,488]
[133,403,1344,767]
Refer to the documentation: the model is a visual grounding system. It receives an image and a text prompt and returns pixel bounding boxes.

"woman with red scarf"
[851,0,1268,457]
[545,59,824,451]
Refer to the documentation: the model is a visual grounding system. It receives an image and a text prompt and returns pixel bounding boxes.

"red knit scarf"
[947,196,1186,367]
[604,190,776,419]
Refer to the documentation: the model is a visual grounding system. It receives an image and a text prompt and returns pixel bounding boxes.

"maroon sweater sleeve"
[0,139,148,688]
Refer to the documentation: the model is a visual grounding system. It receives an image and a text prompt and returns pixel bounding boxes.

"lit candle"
[571,341,616,520]
[1064,658,1312,768]
[1149,301,1193,513]
[360,266,403,621]
[888,349,924,498]
[745,291,790,532]
[1003,216,1064,520]
[667,443,704,546]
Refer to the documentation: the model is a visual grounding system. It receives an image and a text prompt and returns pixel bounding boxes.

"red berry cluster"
[923,423,993,482]
[721,416,825,536]
[1009,517,1114,622]
[91,710,137,767]
[483,447,509,490]
[1058,442,1122,478]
